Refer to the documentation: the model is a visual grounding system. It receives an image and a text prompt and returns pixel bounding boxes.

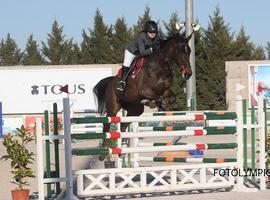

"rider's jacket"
[126,32,165,56]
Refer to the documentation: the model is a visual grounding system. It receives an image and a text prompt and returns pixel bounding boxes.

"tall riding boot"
[116,66,130,94]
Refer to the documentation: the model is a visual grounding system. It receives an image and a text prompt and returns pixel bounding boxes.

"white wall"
[0,64,119,114]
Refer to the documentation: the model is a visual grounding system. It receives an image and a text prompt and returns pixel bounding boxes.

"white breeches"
[123,49,136,68]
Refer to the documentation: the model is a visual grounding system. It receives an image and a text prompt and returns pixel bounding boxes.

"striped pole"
[72,143,238,156]
[138,126,236,134]
[152,111,237,120]
[71,114,206,124]
[71,112,238,125]
[138,142,237,148]
[139,156,237,163]
[71,128,236,140]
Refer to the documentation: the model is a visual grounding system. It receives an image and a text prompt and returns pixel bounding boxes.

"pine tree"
[62,40,82,64]
[132,6,151,37]
[232,26,254,60]
[266,42,270,60]
[197,7,234,110]
[70,43,82,64]
[89,9,113,64]
[0,33,22,66]
[111,17,131,63]
[22,34,45,65]
[251,46,266,60]
[80,29,93,64]
[41,20,72,65]
[164,11,182,36]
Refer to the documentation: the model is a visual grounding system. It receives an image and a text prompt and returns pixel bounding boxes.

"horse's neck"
[143,51,172,78]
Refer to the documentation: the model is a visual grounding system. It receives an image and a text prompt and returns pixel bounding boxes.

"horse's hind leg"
[99,86,121,161]
[121,102,144,132]
[102,83,121,132]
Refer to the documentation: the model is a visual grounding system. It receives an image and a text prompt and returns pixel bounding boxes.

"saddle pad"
[117,57,144,79]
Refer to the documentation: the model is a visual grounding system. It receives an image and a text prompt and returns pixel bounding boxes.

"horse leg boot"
[116,66,130,94]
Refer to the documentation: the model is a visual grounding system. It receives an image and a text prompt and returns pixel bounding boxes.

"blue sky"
[1,0,270,50]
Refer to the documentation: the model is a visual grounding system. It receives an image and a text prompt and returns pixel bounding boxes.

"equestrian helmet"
[144,20,158,33]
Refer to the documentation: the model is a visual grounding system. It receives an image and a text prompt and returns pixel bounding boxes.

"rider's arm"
[138,37,152,56]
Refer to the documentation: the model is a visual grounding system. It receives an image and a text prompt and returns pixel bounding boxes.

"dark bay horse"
[93,33,193,133]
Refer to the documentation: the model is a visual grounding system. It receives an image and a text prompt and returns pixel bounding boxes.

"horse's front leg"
[155,88,176,110]
[141,99,157,108]
[162,88,175,101]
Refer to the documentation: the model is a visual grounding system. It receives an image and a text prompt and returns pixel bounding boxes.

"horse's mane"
[160,32,186,49]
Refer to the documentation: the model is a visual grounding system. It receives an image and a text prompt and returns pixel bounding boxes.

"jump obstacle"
[36,95,267,199]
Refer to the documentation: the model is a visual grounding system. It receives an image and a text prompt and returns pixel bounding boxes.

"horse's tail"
[93,76,115,115]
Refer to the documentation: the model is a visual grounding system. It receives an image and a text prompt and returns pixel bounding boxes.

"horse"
[93,33,193,134]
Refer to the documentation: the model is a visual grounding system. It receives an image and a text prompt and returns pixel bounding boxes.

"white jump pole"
[63,98,80,200]
[36,118,45,200]
[258,94,266,190]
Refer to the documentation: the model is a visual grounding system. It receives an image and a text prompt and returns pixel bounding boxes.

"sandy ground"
[1,133,270,200]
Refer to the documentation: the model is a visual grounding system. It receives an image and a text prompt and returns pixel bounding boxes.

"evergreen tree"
[111,17,131,63]
[89,9,113,64]
[251,46,266,60]
[164,11,182,36]
[70,42,82,64]
[232,26,254,60]
[197,7,234,110]
[41,20,73,65]
[266,42,270,60]
[80,29,93,64]
[22,34,45,65]
[132,6,151,37]
[62,40,81,64]
[0,33,22,66]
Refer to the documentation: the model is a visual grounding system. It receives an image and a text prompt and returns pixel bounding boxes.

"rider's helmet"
[144,20,158,33]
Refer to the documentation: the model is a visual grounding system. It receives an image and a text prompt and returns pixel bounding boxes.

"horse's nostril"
[185,73,191,80]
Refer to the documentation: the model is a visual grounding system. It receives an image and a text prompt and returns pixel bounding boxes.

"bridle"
[158,40,191,70]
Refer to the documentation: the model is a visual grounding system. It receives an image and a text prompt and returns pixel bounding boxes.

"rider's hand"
[151,43,159,52]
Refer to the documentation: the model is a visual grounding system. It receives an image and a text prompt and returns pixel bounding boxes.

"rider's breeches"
[123,49,136,68]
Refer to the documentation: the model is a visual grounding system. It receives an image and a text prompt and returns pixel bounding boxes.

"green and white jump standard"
[36,95,267,199]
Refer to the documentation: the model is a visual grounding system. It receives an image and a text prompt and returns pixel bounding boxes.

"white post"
[258,94,266,190]
[235,95,244,191]
[63,98,80,200]
[36,118,45,200]
[132,122,139,168]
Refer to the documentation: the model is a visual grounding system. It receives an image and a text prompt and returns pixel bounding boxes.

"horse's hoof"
[98,155,106,161]
[149,101,157,108]
[121,138,128,146]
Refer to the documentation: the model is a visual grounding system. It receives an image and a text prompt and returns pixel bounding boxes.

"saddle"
[117,57,144,79]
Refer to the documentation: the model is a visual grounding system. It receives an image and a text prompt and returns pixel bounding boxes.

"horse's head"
[166,33,193,80]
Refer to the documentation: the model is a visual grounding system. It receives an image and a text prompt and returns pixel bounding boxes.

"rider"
[116,20,165,94]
